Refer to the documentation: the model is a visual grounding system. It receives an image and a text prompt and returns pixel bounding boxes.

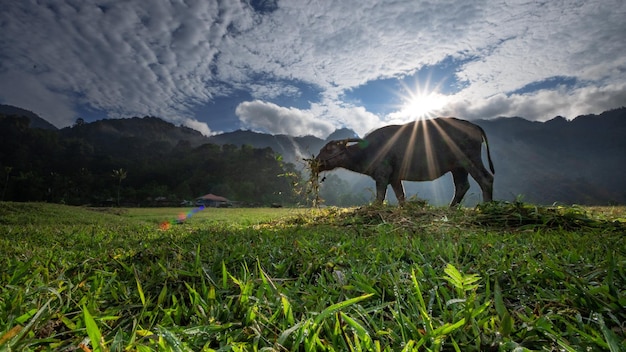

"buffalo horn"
[343,138,363,144]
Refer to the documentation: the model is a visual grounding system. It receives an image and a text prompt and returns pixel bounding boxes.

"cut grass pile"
[0,201,624,351]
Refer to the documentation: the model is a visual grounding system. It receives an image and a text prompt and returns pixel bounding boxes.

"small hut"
[196,193,230,207]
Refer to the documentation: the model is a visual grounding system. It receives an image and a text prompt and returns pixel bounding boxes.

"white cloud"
[217,0,489,92]
[454,1,626,100]
[180,118,214,136]
[234,98,383,138]
[222,0,626,126]
[309,100,383,137]
[235,100,334,137]
[248,82,302,100]
[443,83,626,121]
[0,0,254,127]
[1,0,625,134]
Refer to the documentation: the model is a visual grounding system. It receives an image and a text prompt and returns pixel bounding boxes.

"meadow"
[0,201,624,351]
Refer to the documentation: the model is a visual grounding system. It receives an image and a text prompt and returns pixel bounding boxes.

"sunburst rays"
[389,76,450,123]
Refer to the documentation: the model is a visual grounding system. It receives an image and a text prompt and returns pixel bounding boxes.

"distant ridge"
[474,107,626,205]
[59,115,210,150]
[0,104,58,130]
[1,103,625,205]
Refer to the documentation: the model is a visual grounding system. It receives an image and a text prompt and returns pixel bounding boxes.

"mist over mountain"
[206,130,324,166]
[1,104,625,205]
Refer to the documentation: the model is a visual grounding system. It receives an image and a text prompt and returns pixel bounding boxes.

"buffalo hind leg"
[391,179,406,206]
[467,164,494,203]
[450,169,470,207]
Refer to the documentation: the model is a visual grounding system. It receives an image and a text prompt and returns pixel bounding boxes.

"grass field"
[0,201,624,351]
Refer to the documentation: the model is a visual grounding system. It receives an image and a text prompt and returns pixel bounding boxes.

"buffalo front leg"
[374,180,388,205]
[450,169,470,207]
[391,179,406,206]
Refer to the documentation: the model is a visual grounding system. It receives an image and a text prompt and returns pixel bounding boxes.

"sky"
[1,0,625,138]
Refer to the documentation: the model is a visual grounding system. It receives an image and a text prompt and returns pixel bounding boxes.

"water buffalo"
[314,117,494,206]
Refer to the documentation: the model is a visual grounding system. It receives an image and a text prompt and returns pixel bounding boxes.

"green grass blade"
[9,257,34,285]
[493,280,507,318]
[281,295,295,325]
[595,313,622,352]
[432,318,466,336]
[410,269,427,311]
[157,284,168,306]
[157,326,194,352]
[339,312,371,344]
[410,269,434,335]
[276,320,306,346]
[500,311,514,337]
[133,266,146,307]
[313,293,374,326]
[1,299,52,350]
[221,260,228,290]
[83,305,105,352]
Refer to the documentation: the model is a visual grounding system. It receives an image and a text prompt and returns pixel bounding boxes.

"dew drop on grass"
[333,270,346,285]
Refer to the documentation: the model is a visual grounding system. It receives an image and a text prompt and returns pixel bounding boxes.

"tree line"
[0,114,309,206]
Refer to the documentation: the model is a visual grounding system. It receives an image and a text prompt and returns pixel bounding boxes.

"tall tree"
[112,168,127,206]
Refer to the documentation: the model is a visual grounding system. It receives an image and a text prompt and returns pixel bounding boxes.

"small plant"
[303,155,323,207]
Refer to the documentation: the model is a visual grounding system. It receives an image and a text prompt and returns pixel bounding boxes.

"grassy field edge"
[1,202,624,351]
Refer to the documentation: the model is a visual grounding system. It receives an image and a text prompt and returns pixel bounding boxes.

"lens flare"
[159,205,206,230]
[159,221,171,230]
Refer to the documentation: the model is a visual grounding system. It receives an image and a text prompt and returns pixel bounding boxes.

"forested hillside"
[0,114,303,206]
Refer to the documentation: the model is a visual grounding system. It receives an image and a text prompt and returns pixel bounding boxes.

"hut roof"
[197,193,229,202]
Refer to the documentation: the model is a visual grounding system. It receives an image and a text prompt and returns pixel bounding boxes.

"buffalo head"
[314,138,366,172]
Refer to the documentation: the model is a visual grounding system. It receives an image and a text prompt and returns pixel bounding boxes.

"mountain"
[2,104,625,205]
[63,117,327,165]
[475,108,626,205]
[326,128,360,141]
[59,115,210,153]
[0,104,58,130]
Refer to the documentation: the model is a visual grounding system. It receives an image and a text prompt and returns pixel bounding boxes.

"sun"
[389,77,451,122]
[399,90,449,120]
